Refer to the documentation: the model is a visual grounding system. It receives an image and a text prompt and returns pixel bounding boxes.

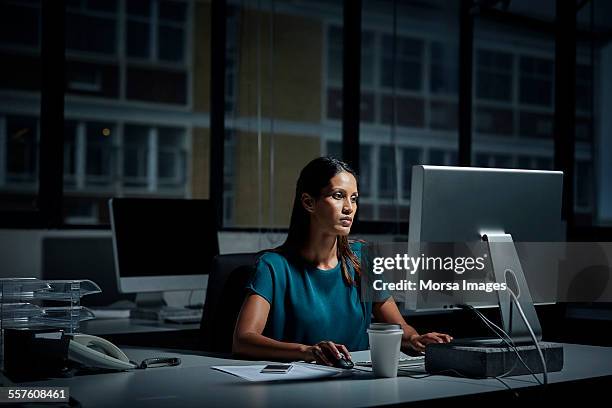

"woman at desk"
[233,157,452,366]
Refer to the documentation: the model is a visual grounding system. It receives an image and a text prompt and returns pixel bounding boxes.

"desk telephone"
[67,334,181,371]
[68,334,137,370]
[3,329,181,381]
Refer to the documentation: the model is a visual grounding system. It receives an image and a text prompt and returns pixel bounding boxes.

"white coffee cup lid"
[368,323,402,332]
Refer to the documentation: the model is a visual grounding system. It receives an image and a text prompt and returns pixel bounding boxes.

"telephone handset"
[67,334,137,371]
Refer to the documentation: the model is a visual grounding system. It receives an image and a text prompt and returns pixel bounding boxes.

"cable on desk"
[458,304,543,385]
[131,357,182,369]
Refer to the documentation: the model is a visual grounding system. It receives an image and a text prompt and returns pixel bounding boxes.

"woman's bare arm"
[372,296,452,352]
[232,293,351,364]
[233,294,308,360]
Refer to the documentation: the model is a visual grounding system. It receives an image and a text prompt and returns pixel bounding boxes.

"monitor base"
[425,341,564,378]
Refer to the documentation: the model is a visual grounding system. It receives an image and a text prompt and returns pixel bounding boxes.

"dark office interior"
[1,0,612,406]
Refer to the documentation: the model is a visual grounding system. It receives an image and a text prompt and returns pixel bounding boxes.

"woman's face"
[306,171,358,236]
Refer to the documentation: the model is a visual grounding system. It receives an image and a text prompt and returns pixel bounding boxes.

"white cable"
[507,289,548,386]
[469,308,523,378]
[467,305,542,384]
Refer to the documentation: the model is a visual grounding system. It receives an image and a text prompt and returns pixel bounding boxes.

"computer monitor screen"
[406,165,564,313]
[109,198,219,295]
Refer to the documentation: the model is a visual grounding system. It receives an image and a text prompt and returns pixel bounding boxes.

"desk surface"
[19,343,612,408]
[81,318,199,336]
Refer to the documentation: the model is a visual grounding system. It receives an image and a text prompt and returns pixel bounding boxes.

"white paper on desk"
[212,363,352,382]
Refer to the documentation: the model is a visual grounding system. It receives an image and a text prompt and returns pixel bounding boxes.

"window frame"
[1,0,609,240]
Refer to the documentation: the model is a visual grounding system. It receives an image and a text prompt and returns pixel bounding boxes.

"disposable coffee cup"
[367,323,403,378]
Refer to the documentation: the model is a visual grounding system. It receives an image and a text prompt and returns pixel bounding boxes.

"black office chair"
[200,253,258,353]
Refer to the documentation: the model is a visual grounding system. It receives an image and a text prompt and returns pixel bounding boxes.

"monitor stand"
[130,292,198,321]
[130,292,166,320]
[450,232,542,346]
[425,233,564,377]
[482,232,542,345]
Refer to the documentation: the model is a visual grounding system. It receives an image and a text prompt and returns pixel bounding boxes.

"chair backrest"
[200,253,258,353]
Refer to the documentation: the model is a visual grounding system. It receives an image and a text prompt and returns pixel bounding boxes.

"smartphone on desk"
[260,364,293,374]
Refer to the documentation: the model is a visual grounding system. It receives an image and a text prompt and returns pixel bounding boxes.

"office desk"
[16,343,612,407]
[81,319,202,350]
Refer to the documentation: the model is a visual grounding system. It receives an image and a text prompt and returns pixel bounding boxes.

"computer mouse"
[333,357,354,370]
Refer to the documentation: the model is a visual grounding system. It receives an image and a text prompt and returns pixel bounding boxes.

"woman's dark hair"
[277,156,361,285]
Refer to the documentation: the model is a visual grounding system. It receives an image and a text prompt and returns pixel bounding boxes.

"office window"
[85,122,115,187]
[472,12,559,209]
[0,1,42,214]
[327,26,374,87]
[66,61,119,98]
[66,0,117,55]
[535,157,553,170]
[359,145,372,198]
[222,2,337,228]
[327,90,376,123]
[475,106,513,136]
[381,35,423,92]
[158,126,185,187]
[327,141,342,159]
[517,155,532,169]
[426,148,446,166]
[327,26,343,84]
[225,6,239,114]
[54,0,200,225]
[380,95,424,127]
[519,56,553,106]
[475,153,488,168]
[430,42,458,95]
[223,130,235,226]
[61,119,189,220]
[575,160,592,210]
[401,147,421,200]
[124,0,190,105]
[430,100,457,130]
[476,49,513,101]
[573,7,598,224]
[356,0,459,222]
[5,115,38,185]
[429,42,458,131]
[126,0,151,59]
[123,125,149,187]
[575,117,592,141]
[126,67,187,104]
[519,111,553,139]
[361,31,375,87]
[575,63,593,142]
[325,141,370,198]
[326,88,343,120]
[0,0,203,225]
[126,0,186,62]
[64,121,77,188]
[158,1,186,62]
[378,146,396,199]
[0,0,40,47]
[576,64,592,114]
[491,154,512,169]
[326,26,375,122]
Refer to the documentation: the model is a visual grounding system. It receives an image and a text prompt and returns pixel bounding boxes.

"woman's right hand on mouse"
[302,341,351,366]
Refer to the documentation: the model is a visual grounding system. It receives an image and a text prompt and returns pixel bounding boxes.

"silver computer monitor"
[109,198,219,308]
[406,165,565,343]
[406,165,564,313]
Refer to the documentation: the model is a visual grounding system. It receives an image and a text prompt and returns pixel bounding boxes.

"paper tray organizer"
[0,278,101,368]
